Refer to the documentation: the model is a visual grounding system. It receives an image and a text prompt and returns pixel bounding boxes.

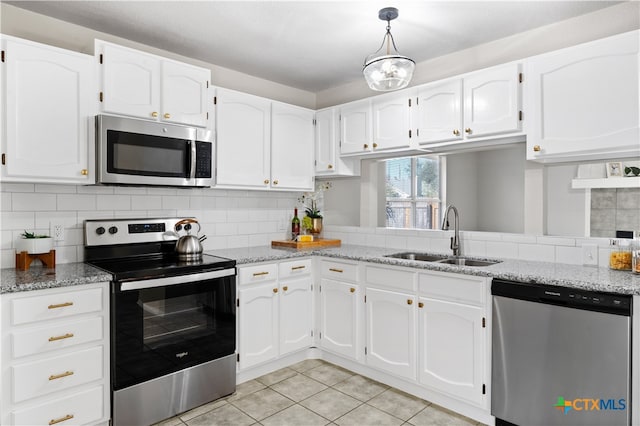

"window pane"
[416,157,439,198]
[386,158,412,199]
[415,201,440,229]
[386,200,412,228]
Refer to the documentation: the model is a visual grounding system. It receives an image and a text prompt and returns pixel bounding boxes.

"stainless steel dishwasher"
[492,279,631,426]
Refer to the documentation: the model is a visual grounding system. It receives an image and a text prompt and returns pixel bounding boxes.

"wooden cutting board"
[271,238,341,249]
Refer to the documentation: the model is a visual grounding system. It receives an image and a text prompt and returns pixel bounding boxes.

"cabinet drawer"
[365,265,415,292]
[11,317,104,359]
[11,287,103,326]
[419,272,486,305]
[279,258,312,279]
[12,385,104,426]
[12,346,104,403]
[319,260,358,282]
[238,263,278,285]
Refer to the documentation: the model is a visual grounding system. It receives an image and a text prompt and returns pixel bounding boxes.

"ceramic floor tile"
[300,388,362,421]
[368,388,428,421]
[230,388,294,421]
[407,405,476,426]
[270,373,328,402]
[289,358,327,372]
[153,416,185,426]
[260,404,330,426]
[334,403,404,426]
[185,403,255,426]
[303,363,354,386]
[255,367,298,386]
[179,399,228,421]
[225,379,267,402]
[332,374,389,402]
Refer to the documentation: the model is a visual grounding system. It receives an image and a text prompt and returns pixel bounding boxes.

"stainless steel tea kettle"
[174,218,207,260]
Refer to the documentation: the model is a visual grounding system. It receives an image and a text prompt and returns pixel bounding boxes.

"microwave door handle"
[188,140,197,180]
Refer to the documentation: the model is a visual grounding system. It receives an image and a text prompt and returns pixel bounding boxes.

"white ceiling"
[7,1,622,92]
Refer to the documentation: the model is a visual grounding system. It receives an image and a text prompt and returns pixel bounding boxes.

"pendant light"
[363,7,415,92]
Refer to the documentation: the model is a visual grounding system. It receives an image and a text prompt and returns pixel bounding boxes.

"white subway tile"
[227,210,250,223]
[204,236,228,250]
[161,196,191,210]
[555,246,583,265]
[2,212,35,230]
[13,193,57,211]
[1,183,34,193]
[465,231,502,241]
[485,241,519,259]
[189,196,204,210]
[132,196,162,210]
[365,234,386,248]
[430,238,452,254]
[464,240,487,257]
[145,210,177,217]
[0,249,15,268]
[147,187,178,196]
[114,211,148,218]
[51,245,77,264]
[518,243,555,262]
[77,185,114,194]
[1,230,13,250]
[57,194,96,211]
[502,234,537,244]
[202,210,227,223]
[385,236,407,250]
[97,195,131,211]
[77,211,114,223]
[227,235,249,249]
[215,223,238,236]
[114,186,147,195]
[406,237,430,252]
[35,184,77,194]
[1,192,12,211]
[537,236,576,247]
[58,228,83,247]
[35,212,78,229]
[216,197,238,209]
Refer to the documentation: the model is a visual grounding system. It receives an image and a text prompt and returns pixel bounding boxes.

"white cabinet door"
[215,88,271,189]
[100,42,161,120]
[418,297,485,406]
[365,287,416,380]
[320,279,360,360]
[372,92,411,151]
[161,60,209,127]
[279,277,313,355]
[271,102,314,191]
[526,30,639,162]
[463,63,521,138]
[2,37,94,184]
[340,99,372,155]
[238,284,278,370]
[315,108,337,174]
[415,79,463,144]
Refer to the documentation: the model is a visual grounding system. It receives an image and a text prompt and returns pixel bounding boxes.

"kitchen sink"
[435,257,501,267]
[385,252,500,267]
[385,252,448,262]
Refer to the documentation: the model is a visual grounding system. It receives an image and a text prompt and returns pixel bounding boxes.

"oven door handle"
[119,268,235,291]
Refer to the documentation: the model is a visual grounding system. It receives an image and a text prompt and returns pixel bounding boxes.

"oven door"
[111,269,236,391]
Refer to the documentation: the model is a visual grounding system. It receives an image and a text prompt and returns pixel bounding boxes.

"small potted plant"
[298,182,332,235]
[16,230,53,254]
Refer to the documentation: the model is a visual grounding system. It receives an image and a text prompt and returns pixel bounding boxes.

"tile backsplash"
[0,183,299,268]
[590,188,640,238]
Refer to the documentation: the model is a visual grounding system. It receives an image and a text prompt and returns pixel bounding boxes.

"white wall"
[545,164,587,237]
[0,3,316,109]
[445,153,479,231]
[321,177,360,226]
[316,2,640,108]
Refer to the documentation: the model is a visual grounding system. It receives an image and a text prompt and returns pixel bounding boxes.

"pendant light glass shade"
[363,7,415,92]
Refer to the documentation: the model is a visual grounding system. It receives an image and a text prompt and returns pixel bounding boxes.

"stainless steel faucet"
[441,205,460,257]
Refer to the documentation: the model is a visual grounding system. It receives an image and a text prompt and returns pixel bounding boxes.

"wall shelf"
[571,177,640,189]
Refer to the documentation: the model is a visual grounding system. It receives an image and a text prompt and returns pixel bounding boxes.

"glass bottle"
[291,208,300,240]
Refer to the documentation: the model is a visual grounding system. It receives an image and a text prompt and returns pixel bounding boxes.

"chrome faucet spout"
[441,205,460,257]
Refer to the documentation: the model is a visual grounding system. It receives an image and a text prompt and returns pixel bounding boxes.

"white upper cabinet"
[371,92,412,151]
[96,40,210,127]
[215,88,313,191]
[314,108,360,177]
[215,88,271,189]
[462,63,522,138]
[271,102,314,190]
[1,35,95,184]
[414,79,463,145]
[525,30,639,162]
[339,99,372,155]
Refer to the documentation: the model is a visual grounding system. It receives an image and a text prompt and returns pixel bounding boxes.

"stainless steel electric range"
[84,218,236,426]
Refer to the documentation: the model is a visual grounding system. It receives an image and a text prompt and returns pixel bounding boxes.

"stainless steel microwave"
[95,115,213,187]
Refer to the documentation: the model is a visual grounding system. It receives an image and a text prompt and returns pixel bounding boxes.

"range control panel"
[84,218,193,246]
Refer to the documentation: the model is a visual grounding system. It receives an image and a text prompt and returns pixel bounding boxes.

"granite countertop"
[1,263,112,294]
[208,244,640,295]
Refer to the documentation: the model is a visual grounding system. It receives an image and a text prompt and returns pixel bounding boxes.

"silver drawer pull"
[48,302,73,309]
[49,333,74,342]
[49,414,74,425]
[48,371,74,381]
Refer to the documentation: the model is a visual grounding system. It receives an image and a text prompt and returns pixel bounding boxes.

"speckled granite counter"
[208,244,640,295]
[1,263,112,294]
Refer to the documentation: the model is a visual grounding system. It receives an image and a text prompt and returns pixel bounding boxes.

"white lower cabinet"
[318,259,361,360]
[365,287,417,380]
[1,282,110,426]
[237,259,313,371]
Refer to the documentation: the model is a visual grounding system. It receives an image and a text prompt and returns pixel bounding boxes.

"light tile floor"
[154,360,484,426]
